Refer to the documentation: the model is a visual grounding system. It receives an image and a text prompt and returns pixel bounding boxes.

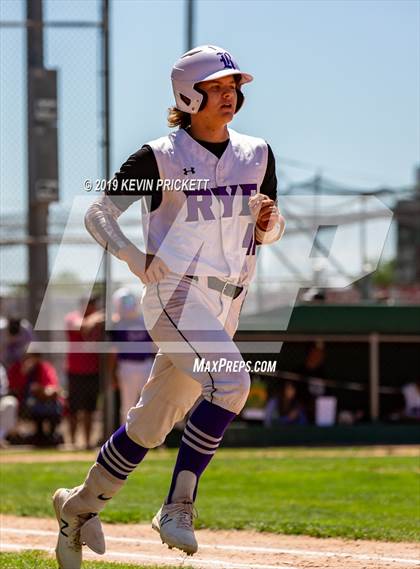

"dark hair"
[167,107,191,129]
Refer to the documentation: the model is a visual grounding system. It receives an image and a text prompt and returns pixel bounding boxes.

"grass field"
[0,551,194,569]
[1,448,418,542]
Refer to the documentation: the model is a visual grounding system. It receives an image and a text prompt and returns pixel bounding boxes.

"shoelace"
[167,501,198,530]
[68,513,96,550]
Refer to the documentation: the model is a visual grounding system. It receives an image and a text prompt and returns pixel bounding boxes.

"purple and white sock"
[167,399,236,502]
[97,425,148,480]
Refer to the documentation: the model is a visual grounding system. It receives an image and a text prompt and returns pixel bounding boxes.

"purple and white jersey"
[144,128,268,285]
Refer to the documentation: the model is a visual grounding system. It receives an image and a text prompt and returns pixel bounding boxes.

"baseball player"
[53,45,285,568]
[111,288,155,423]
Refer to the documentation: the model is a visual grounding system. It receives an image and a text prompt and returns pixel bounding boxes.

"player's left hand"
[249,194,281,231]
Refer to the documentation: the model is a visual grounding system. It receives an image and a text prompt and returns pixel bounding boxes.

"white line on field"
[1,528,419,565]
[0,543,298,569]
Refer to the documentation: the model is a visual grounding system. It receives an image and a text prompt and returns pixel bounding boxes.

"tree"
[372,259,396,287]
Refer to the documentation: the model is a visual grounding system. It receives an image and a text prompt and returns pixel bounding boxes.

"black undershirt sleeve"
[260,144,277,202]
[105,145,162,213]
[106,140,277,214]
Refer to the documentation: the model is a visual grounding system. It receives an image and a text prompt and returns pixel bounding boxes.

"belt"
[185,275,243,300]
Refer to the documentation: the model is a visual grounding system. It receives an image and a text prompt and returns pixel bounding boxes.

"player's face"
[196,75,238,126]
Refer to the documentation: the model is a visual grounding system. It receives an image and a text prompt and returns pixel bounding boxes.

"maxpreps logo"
[33,194,393,339]
[184,184,257,221]
[193,358,277,374]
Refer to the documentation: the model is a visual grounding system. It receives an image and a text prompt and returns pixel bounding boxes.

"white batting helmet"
[171,45,253,114]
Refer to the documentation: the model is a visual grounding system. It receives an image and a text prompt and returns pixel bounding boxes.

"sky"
[111,0,419,189]
[0,0,419,287]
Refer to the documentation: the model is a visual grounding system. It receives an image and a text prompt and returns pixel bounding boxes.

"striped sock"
[167,399,236,502]
[97,425,148,480]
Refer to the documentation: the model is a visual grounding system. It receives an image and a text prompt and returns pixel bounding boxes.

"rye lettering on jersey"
[184,183,257,222]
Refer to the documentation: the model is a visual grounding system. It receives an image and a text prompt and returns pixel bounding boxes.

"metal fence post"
[369,333,380,421]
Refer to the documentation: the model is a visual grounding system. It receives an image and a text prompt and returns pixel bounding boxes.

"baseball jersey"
[106,138,277,213]
[142,128,267,282]
[85,128,278,285]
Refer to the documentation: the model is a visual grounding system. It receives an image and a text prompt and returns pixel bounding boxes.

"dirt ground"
[0,514,418,569]
[1,445,419,463]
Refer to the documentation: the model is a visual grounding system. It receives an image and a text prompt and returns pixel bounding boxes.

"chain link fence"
[1,0,108,447]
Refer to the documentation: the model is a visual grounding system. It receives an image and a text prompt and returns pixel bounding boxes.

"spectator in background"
[300,341,329,403]
[264,381,310,427]
[0,316,33,369]
[110,288,155,424]
[65,297,104,449]
[301,341,326,379]
[402,378,420,421]
[0,363,19,447]
[7,353,63,445]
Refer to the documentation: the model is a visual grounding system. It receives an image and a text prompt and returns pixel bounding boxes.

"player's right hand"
[118,244,170,284]
[141,253,171,284]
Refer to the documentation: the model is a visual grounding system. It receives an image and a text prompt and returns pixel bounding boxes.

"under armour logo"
[217,52,236,70]
[60,518,69,537]
[183,167,195,175]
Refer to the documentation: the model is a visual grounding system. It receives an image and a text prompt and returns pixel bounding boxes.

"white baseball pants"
[126,273,249,448]
[117,358,154,424]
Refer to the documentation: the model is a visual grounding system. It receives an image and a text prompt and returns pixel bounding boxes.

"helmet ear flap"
[194,85,208,112]
[194,85,244,113]
[235,89,244,113]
